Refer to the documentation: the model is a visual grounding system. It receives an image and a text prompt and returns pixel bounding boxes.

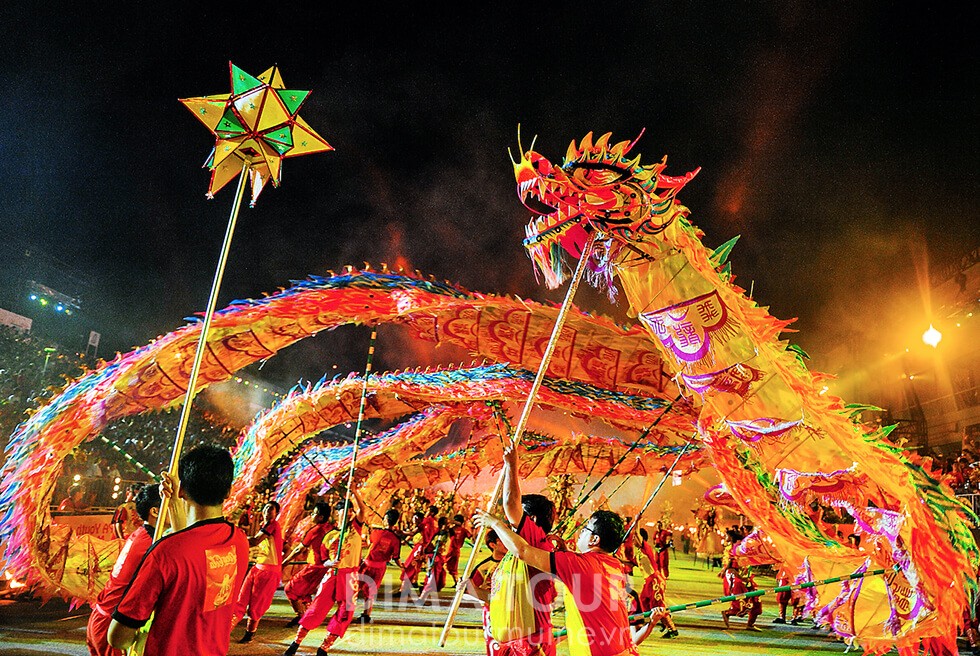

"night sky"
[1,3,976,393]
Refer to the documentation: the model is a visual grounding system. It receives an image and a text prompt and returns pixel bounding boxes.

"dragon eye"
[531,155,553,176]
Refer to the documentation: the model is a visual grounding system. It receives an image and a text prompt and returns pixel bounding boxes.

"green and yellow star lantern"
[180,62,333,205]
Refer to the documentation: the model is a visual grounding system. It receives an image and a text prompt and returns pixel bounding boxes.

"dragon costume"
[513,130,979,654]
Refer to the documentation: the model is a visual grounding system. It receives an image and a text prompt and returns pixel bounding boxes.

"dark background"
[0,2,976,389]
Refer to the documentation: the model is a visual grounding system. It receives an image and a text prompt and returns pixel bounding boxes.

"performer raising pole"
[439,145,601,644]
[283,328,377,656]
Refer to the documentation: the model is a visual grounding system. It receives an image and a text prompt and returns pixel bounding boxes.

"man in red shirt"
[476,508,657,656]
[86,484,163,656]
[445,513,471,588]
[653,521,672,578]
[720,558,762,631]
[284,502,334,627]
[107,445,249,656]
[59,484,88,512]
[232,500,284,643]
[402,505,439,589]
[110,484,143,539]
[284,489,366,656]
[619,519,639,577]
[357,508,402,622]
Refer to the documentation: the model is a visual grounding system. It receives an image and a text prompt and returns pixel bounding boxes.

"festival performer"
[110,484,142,539]
[476,508,657,656]
[357,508,402,623]
[636,528,657,577]
[445,513,471,588]
[488,442,558,656]
[86,484,167,656]
[773,564,804,624]
[283,489,366,656]
[418,518,450,602]
[284,502,335,627]
[652,521,672,577]
[719,558,762,631]
[401,507,438,588]
[467,531,508,656]
[636,548,678,639]
[107,444,249,656]
[619,517,638,578]
[232,500,284,644]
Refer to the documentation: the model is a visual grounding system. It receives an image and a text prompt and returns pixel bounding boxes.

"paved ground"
[0,552,974,655]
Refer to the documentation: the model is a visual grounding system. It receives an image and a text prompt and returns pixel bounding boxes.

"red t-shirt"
[420,516,437,548]
[448,524,469,552]
[365,528,401,565]
[515,514,556,634]
[301,522,330,565]
[550,550,634,656]
[112,518,249,656]
[621,538,636,566]
[94,524,153,613]
[640,541,656,567]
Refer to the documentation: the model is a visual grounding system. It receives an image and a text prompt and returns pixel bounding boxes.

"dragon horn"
[517,123,524,155]
[625,128,647,154]
[528,134,538,153]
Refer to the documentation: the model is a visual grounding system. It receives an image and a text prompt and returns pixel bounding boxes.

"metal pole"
[554,396,682,535]
[152,161,249,542]
[623,439,694,538]
[438,231,599,647]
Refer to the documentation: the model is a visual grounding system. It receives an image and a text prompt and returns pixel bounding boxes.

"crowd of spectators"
[936,448,980,495]
[0,325,238,511]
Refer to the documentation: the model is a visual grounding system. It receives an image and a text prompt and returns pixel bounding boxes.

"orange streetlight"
[922,324,942,348]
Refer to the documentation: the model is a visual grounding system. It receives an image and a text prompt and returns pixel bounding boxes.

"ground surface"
[0,551,973,655]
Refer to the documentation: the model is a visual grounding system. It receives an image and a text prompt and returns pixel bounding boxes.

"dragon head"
[513,130,699,288]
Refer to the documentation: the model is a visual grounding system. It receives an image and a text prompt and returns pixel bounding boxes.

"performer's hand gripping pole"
[438,232,599,647]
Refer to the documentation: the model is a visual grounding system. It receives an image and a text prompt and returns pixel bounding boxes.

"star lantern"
[180,62,333,206]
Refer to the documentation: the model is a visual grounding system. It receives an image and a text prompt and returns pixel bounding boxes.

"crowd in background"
[0,325,238,510]
[935,443,980,494]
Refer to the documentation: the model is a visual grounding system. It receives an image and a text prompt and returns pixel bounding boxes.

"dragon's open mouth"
[518,179,558,217]
[520,194,558,217]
